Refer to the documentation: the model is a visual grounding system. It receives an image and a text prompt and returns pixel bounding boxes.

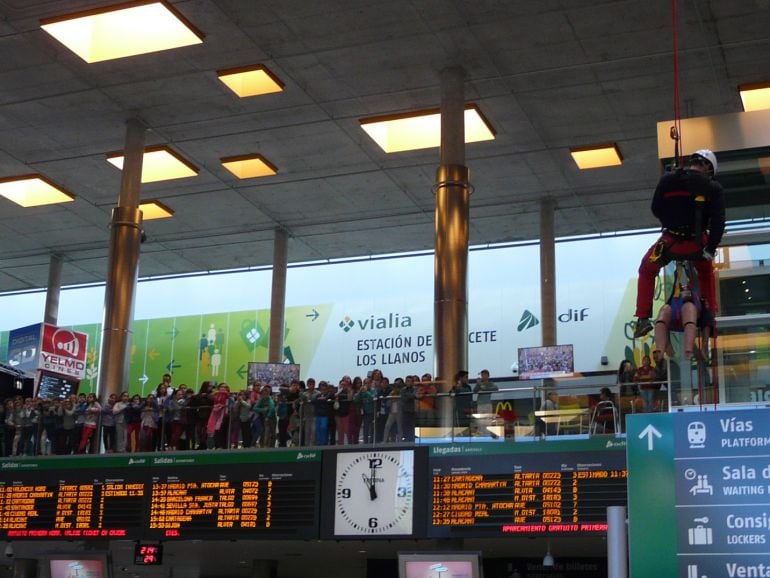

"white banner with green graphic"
[0,233,662,393]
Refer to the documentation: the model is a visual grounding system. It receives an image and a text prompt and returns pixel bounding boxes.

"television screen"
[517,344,574,380]
[248,362,300,392]
[399,552,482,578]
[36,371,79,400]
[49,558,107,578]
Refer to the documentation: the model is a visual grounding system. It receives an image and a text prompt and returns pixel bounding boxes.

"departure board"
[429,440,628,536]
[0,450,321,540]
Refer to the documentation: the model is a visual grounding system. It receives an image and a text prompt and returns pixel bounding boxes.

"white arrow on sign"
[638,424,662,451]
[138,374,149,385]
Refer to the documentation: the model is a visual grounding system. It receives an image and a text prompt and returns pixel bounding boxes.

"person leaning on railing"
[416,373,437,427]
[633,355,660,412]
[400,377,417,442]
[354,379,377,444]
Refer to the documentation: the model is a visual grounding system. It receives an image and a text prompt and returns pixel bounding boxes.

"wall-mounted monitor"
[48,555,109,578]
[248,362,300,392]
[36,371,79,400]
[398,552,482,578]
[517,344,574,380]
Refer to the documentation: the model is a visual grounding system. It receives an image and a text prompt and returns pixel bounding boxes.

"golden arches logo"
[494,401,513,416]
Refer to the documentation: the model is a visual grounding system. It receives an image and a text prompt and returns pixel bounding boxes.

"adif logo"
[517,309,540,332]
[52,328,80,358]
[339,316,355,332]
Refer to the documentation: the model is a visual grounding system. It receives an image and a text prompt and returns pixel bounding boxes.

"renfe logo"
[39,323,88,379]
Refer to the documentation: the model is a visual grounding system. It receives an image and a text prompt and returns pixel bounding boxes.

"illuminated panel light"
[221,154,278,179]
[739,83,770,112]
[218,65,284,98]
[40,0,203,64]
[106,146,199,183]
[360,104,495,153]
[140,199,174,220]
[0,174,75,207]
[570,144,623,169]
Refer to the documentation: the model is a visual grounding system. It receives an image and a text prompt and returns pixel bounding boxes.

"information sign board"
[428,439,628,537]
[0,450,321,540]
[627,408,770,578]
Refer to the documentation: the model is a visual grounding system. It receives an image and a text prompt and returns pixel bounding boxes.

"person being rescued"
[653,261,713,365]
[634,149,725,338]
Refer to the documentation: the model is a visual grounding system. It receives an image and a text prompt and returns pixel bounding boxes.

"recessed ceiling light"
[106,146,198,183]
[221,154,278,179]
[40,0,203,63]
[570,144,623,169]
[739,83,770,112]
[218,65,284,98]
[139,199,174,220]
[0,174,75,207]
[360,104,496,153]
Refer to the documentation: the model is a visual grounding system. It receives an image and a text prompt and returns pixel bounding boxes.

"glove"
[702,249,714,261]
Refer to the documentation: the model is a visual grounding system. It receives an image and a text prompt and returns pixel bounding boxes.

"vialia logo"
[338,312,412,332]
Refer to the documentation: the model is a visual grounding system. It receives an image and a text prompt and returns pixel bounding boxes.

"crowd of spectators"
[0,369,497,457]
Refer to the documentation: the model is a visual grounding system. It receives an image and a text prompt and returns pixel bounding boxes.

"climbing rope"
[670,0,683,168]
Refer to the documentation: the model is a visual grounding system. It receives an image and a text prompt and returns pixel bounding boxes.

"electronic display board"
[0,449,321,540]
[36,371,79,400]
[428,439,627,536]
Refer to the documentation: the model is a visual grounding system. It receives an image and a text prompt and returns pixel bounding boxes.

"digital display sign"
[36,371,79,400]
[0,450,321,540]
[134,543,162,565]
[429,440,627,536]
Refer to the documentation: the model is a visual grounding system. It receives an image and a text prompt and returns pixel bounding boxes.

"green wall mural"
[1,305,331,396]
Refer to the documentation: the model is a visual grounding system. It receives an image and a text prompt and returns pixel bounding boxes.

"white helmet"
[691,149,717,176]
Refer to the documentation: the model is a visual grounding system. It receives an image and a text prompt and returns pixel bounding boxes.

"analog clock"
[334,449,414,536]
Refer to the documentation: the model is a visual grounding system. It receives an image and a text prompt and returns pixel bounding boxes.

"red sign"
[38,323,88,379]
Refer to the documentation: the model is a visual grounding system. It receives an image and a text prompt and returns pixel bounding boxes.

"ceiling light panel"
[570,144,623,169]
[360,104,495,153]
[0,175,75,207]
[221,154,278,179]
[140,200,174,220]
[40,0,203,63]
[740,83,770,112]
[107,146,198,183]
[218,65,284,98]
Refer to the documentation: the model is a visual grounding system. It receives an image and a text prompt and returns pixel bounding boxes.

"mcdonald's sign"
[494,401,517,421]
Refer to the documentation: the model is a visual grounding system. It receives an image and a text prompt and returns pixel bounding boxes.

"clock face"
[334,449,414,536]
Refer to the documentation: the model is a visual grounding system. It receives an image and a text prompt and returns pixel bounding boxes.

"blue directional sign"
[627,408,770,578]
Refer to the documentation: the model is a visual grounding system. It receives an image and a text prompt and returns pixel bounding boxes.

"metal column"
[43,253,63,325]
[434,66,469,429]
[540,198,556,346]
[607,505,628,578]
[97,119,145,399]
[268,227,288,364]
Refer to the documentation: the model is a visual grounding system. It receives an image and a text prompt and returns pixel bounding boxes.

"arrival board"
[0,450,321,540]
[428,440,628,536]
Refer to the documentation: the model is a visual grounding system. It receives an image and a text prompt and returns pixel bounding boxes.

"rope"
[671,0,683,167]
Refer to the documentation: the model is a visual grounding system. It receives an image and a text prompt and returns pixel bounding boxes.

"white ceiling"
[0,0,767,292]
